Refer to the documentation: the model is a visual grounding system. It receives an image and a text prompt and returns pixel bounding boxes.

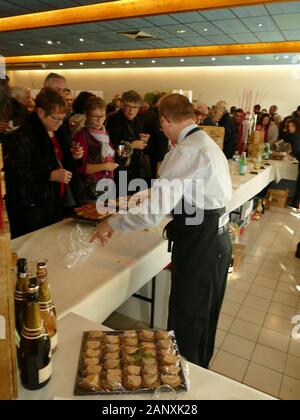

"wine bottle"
[37,261,58,353]
[19,278,52,390]
[14,258,30,339]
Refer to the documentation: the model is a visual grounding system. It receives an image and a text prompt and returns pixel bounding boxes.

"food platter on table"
[74,329,189,396]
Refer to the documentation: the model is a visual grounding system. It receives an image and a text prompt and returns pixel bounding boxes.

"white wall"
[8,64,300,117]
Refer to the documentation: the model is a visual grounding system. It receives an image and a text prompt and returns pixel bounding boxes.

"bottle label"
[38,361,52,384]
[51,332,58,351]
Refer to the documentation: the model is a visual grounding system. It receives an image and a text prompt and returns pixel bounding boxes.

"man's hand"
[90,220,114,246]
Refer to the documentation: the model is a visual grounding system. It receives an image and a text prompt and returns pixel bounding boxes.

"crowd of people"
[0,72,300,239]
[0,73,299,370]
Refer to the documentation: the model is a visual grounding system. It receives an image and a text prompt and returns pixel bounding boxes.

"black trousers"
[293,163,300,207]
[168,222,232,369]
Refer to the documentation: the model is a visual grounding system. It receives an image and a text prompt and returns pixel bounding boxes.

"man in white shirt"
[92,94,232,368]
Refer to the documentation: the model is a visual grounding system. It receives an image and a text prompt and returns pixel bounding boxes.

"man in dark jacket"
[216,101,236,159]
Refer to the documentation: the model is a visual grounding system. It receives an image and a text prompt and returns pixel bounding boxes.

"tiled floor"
[104,206,300,400]
[210,206,300,400]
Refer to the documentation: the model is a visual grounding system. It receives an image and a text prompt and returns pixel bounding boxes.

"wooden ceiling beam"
[0,0,298,33]
[5,41,300,64]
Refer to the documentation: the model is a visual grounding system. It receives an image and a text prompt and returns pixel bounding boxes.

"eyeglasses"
[88,113,106,120]
[124,104,139,111]
[49,114,65,122]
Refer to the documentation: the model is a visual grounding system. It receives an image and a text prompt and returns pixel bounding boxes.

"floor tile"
[217,313,235,332]
[103,312,137,330]
[280,273,300,285]
[264,314,293,336]
[258,328,290,353]
[280,376,300,400]
[257,267,281,280]
[210,350,249,383]
[244,294,271,312]
[249,284,274,300]
[276,281,300,296]
[289,338,300,358]
[230,318,261,342]
[227,279,251,293]
[215,329,227,348]
[252,344,287,373]
[221,334,255,360]
[224,288,246,304]
[237,270,257,283]
[272,291,299,308]
[239,263,260,275]
[237,305,267,327]
[254,276,278,290]
[243,255,264,266]
[284,355,300,380]
[243,363,282,397]
[269,302,297,320]
[220,299,241,317]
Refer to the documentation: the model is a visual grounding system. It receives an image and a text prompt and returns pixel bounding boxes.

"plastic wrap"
[65,224,97,269]
[74,329,190,396]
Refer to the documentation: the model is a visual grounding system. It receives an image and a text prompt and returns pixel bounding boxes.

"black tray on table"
[74,330,188,396]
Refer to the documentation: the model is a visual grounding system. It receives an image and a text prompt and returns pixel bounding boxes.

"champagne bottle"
[14,258,30,339]
[19,278,52,390]
[37,261,58,353]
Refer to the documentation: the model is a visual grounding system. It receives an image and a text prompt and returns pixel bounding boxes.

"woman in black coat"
[4,87,77,238]
[282,119,300,209]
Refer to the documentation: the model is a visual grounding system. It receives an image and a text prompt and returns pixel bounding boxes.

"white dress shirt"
[109,124,232,231]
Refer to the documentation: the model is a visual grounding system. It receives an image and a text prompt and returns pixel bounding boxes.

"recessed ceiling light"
[59,63,63,66]
[284,55,289,59]
[19,43,24,46]
[257,23,263,27]
[56,41,61,45]
[246,56,251,60]
[151,60,156,64]
[79,38,84,42]
[126,61,130,64]
[275,56,280,60]
[203,28,208,32]
[180,58,185,62]
[101,61,106,65]
[79,62,84,66]
[176,30,186,34]
[211,57,216,61]
[133,61,136,64]
[47,40,53,45]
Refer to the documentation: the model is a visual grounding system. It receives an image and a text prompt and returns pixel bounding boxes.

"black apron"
[164,127,232,368]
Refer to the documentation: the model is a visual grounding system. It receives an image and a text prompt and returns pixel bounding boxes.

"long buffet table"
[11,159,298,325]
[13,159,296,401]
[18,312,275,400]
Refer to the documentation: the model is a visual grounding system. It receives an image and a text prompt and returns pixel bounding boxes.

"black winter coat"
[4,112,74,238]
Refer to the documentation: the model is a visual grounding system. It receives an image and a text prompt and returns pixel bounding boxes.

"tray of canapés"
[74,329,188,396]
[73,197,137,224]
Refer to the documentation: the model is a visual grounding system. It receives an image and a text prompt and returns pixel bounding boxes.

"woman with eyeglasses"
[73,96,118,203]
[106,90,151,194]
[4,87,80,238]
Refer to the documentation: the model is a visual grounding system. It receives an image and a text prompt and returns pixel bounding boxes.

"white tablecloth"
[18,313,276,400]
[227,159,298,212]
[12,219,170,323]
